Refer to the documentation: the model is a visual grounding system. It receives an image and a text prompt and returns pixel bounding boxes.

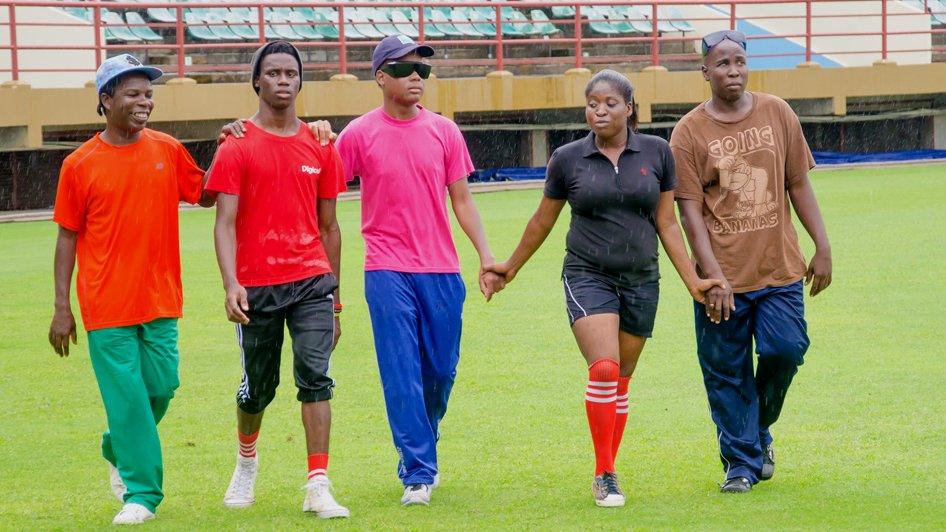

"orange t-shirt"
[670,93,814,293]
[53,129,204,331]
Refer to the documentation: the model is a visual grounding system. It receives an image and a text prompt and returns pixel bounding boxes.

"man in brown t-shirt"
[670,30,832,493]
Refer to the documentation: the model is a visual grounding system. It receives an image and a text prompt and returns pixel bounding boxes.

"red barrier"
[0,0,942,81]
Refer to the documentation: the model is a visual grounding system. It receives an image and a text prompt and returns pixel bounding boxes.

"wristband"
[333,303,343,315]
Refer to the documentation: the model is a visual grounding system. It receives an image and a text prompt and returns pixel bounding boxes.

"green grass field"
[2,163,945,530]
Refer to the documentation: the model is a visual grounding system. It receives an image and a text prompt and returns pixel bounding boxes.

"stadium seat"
[630,5,677,33]
[450,8,486,37]
[583,6,622,36]
[550,5,575,19]
[222,12,261,40]
[286,11,325,40]
[613,6,656,34]
[501,7,541,36]
[529,10,562,36]
[265,9,304,40]
[203,12,242,40]
[465,8,497,37]
[228,7,281,40]
[389,9,419,38]
[366,8,401,37]
[347,9,386,39]
[292,7,340,39]
[124,11,164,42]
[661,6,695,33]
[404,8,445,39]
[146,5,177,24]
[184,11,222,41]
[429,9,466,38]
[101,9,143,42]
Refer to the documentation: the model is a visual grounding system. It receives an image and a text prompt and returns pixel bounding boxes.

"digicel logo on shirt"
[301,165,321,175]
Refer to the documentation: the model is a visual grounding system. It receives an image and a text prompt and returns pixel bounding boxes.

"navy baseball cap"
[95,54,163,92]
[371,34,434,73]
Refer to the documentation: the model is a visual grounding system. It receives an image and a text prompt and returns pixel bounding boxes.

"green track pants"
[87,317,180,513]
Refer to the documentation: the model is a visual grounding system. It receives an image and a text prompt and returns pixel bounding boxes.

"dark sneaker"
[592,472,626,507]
[720,477,752,493]
[760,445,775,481]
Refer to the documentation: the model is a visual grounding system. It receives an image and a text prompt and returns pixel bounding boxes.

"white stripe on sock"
[585,395,617,403]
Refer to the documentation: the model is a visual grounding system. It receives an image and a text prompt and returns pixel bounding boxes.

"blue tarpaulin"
[470,151,946,182]
[812,149,946,165]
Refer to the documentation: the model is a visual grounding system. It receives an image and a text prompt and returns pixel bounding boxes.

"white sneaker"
[108,462,127,502]
[401,484,431,506]
[302,475,350,518]
[223,454,258,508]
[432,473,440,489]
[112,503,154,525]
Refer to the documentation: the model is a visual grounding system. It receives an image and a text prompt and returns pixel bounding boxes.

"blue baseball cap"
[371,34,434,74]
[95,54,163,92]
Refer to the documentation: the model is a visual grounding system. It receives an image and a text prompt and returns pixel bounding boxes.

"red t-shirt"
[205,121,345,287]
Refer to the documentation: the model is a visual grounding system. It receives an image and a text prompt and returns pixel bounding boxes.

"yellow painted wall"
[2,62,945,149]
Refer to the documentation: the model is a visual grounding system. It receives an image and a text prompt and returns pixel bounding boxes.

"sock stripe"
[585,395,617,403]
[588,380,618,387]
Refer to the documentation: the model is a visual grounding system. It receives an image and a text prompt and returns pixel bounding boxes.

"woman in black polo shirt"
[485,70,722,507]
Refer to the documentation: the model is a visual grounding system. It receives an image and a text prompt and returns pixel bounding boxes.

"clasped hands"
[478,261,513,302]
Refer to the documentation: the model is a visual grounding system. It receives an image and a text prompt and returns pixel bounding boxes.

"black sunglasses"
[380,61,432,79]
[701,30,747,55]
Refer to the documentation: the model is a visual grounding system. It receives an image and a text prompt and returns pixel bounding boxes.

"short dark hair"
[253,41,302,87]
[585,69,639,131]
[96,77,120,117]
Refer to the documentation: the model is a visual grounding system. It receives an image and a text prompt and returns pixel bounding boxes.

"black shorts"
[562,271,659,337]
[235,273,338,414]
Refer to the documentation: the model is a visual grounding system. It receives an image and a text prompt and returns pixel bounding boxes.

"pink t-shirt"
[336,106,474,273]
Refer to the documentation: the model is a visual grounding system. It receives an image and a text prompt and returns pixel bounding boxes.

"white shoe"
[401,484,431,506]
[432,473,440,489]
[108,462,127,502]
[302,475,350,518]
[112,503,154,525]
[223,454,258,508]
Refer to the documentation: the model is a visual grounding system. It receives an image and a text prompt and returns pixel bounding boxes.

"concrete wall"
[0,6,102,88]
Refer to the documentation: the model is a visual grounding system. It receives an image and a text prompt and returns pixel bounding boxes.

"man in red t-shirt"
[204,41,348,519]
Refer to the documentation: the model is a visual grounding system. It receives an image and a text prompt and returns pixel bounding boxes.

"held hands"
[699,278,736,324]
[48,308,77,357]
[805,248,832,297]
[480,261,517,302]
[217,119,336,145]
[225,283,250,325]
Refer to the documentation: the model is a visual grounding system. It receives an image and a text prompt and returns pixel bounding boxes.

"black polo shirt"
[544,128,677,286]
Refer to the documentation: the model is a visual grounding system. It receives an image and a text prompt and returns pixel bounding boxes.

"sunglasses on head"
[701,30,747,55]
[380,61,432,79]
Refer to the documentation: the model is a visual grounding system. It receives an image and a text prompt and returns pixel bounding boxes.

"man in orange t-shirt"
[48,54,213,525]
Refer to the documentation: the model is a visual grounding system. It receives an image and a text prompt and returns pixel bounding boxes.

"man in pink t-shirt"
[335,35,497,507]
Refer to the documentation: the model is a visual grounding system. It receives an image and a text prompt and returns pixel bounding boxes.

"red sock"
[238,430,259,458]
[307,453,328,480]
[612,376,631,461]
[585,358,619,476]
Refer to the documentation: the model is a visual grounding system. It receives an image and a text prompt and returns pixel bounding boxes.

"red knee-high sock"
[585,358,620,476]
[612,375,631,462]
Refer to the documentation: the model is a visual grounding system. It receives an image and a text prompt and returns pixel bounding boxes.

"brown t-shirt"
[670,92,814,293]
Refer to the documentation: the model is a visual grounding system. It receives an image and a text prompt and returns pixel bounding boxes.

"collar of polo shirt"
[581,127,642,158]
